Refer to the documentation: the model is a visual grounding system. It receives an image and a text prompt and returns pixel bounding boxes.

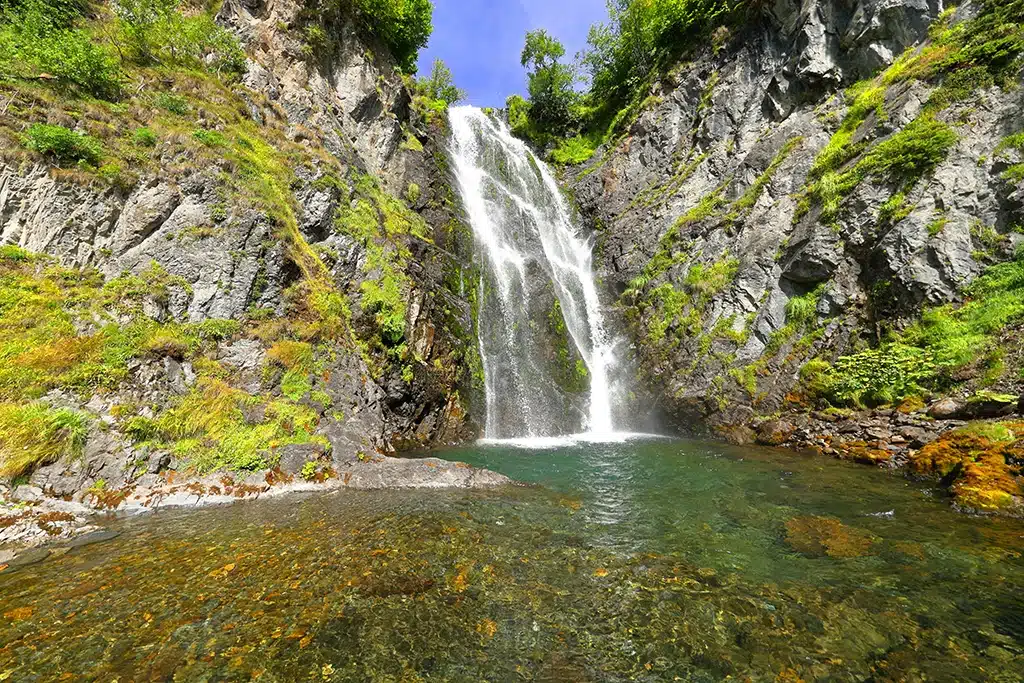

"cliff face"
[0,0,484,508]
[570,0,1024,432]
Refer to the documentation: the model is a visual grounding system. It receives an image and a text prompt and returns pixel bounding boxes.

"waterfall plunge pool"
[2,437,1023,681]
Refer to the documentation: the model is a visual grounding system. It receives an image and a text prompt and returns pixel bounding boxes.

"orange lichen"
[950,452,1021,511]
[4,606,34,621]
[834,440,892,465]
[36,510,75,536]
[784,515,876,558]
[89,487,132,510]
[908,423,1023,512]
[476,619,498,640]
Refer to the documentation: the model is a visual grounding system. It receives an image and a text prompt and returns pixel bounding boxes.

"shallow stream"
[2,439,1023,681]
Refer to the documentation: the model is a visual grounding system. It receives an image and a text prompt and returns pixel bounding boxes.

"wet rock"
[784,515,877,558]
[928,399,964,420]
[718,424,757,445]
[899,426,936,449]
[338,457,512,490]
[147,451,171,475]
[909,424,1024,514]
[960,394,1018,420]
[67,530,121,549]
[277,443,326,475]
[756,420,796,446]
[7,547,51,568]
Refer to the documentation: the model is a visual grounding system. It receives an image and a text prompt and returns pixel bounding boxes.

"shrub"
[113,0,246,75]
[267,340,314,371]
[155,92,189,115]
[193,128,228,147]
[156,377,324,473]
[0,402,89,479]
[193,318,240,341]
[0,245,31,262]
[132,127,157,147]
[0,0,122,99]
[821,344,937,407]
[550,135,598,165]
[25,123,102,166]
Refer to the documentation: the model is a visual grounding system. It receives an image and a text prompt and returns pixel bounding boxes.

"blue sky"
[417,0,609,108]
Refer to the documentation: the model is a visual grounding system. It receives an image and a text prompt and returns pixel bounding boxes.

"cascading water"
[449,106,626,442]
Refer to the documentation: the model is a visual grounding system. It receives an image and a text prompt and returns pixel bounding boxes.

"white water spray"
[449,107,626,441]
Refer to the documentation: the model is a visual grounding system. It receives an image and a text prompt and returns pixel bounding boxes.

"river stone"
[68,530,121,549]
[928,399,964,420]
[338,457,512,490]
[277,443,325,475]
[756,420,796,447]
[7,547,50,568]
[960,395,1019,420]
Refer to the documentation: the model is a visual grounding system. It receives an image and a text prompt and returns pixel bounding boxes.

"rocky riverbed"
[727,393,1024,516]
[0,456,510,565]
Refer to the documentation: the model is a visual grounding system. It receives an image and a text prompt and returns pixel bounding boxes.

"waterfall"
[449,107,624,442]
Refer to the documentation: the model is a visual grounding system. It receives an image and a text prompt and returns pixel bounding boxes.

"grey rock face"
[0,0,485,518]
[569,0,1022,433]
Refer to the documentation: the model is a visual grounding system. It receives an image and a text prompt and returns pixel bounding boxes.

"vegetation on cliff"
[0,0,472,486]
[0,247,330,476]
[510,0,757,158]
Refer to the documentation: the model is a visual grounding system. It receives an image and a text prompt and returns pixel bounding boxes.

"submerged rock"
[784,515,877,558]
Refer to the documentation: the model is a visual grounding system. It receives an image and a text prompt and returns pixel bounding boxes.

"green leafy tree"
[418,58,465,105]
[353,0,433,73]
[520,29,578,136]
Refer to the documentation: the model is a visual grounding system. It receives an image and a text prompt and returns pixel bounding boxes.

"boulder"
[928,398,964,420]
[756,420,796,447]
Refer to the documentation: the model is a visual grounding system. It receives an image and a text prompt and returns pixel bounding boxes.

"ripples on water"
[2,439,1023,681]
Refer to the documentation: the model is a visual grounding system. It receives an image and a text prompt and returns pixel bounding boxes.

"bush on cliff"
[112,0,246,74]
[24,123,103,166]
[0,0,121,98]
[806,253,1024,407]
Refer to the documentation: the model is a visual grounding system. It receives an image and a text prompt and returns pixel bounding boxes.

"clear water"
[2,440,1023,681]
[449,108,627,438]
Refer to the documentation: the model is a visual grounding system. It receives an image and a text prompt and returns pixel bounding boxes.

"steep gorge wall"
[570,0,1024,434]
[0,0,484,504]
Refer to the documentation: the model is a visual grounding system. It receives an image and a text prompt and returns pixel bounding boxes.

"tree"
[520,29,577,136]
[354,0,433,73]
[419,58,465,105]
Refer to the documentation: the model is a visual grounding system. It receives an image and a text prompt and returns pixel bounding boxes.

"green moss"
[548,298,589,393]
[927,210,948,237]
[764,286,824,357]
[806,114,957,223]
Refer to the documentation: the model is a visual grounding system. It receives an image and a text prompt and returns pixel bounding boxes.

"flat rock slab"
[7,547,50,569]
[338,457,513,489]
[67,530,121,549]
